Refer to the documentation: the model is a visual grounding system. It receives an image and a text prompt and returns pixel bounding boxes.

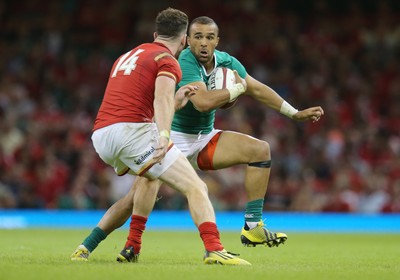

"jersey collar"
[201,52,218,76]
[153,41,173,55]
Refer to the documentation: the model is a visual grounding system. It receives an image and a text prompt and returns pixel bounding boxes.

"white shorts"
[92,123,181,179]
[171,129,221,170]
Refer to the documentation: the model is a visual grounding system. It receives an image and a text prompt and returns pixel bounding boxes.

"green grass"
[0,229,399,280]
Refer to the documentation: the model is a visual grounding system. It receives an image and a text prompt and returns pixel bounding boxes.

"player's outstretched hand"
[175,85,198,110]
[293,106,324,123]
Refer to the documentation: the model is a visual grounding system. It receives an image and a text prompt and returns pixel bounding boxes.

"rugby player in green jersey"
[72,16,323,263]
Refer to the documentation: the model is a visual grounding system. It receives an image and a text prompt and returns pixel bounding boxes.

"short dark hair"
[155,8,188,39]
[189,16,219,35]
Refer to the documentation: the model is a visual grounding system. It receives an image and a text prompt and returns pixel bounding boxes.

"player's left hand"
[175,85,198,110]
[293,106,324,123]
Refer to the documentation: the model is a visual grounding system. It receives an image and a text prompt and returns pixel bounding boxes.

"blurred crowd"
[0,0,399,213]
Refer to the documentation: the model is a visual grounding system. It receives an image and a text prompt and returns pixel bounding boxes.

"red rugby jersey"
[93,42,182,131]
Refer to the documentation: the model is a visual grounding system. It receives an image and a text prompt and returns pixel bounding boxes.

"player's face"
[187,23,219,65]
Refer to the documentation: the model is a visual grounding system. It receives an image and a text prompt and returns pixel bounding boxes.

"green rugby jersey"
[172,47,247,134]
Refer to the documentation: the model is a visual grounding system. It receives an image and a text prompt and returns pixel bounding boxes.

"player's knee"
[171,169,208,198]
[196,180,209,195]
[253,140,271,161]
[188,179,209,197]
[246,140,271,168]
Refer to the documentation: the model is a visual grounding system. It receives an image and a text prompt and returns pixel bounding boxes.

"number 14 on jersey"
[112,49,144,77]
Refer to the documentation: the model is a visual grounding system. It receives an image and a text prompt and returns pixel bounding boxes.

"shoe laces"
[257,219,266,227]
[258,219,276,236]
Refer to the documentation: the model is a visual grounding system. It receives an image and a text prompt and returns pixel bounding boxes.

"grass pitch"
[0,229,399,280]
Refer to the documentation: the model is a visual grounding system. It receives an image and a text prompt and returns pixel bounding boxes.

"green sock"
[244,199,264,227]
[82,227,107,252]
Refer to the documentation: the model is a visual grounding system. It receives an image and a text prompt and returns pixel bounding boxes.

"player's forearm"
[154,94,174,134]
[245,75,281,111]
[250,83,284,111]
[249,81,298,118]
[154,77,175,136]
[191,88,230,112]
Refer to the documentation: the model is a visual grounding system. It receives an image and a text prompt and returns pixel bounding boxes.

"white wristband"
[280,101,298,119]
[226,83,245,102]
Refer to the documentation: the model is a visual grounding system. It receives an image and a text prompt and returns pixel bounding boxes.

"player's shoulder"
[139,43,176,61]
[214,49,235,62]
[214,49,246,77]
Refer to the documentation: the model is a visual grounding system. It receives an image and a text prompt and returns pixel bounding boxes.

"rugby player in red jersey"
[71,8,250,266]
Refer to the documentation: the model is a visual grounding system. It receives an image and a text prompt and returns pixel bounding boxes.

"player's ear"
[215,36,219,47]
[153,32,157,40]
[186,36,191,46]
[181,34,187,47]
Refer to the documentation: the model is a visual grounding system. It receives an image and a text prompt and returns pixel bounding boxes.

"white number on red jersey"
[112,49,145,77]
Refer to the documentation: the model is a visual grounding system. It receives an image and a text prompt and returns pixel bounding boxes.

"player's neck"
[154,38,179,56]
[202,59,216,74]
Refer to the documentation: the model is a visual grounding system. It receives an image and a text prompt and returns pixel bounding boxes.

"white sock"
[245,221,259,230]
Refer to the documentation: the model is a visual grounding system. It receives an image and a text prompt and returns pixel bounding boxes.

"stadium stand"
[0,0,399,213]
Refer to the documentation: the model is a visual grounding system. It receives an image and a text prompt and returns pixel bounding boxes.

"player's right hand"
[175,85,198,110]
[152,136,169,164]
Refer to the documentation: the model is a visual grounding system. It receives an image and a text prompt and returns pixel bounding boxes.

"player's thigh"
[213,131,269,168]
[158,154,206,194]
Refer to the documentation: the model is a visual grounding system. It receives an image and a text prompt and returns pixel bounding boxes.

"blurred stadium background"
[0,0,400,220]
